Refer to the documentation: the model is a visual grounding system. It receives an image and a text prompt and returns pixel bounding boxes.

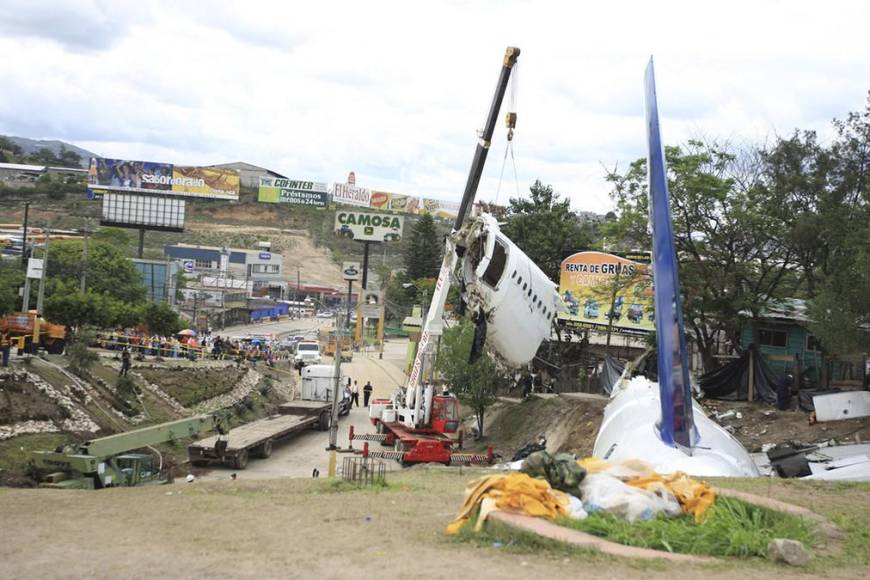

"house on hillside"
[207,162,287,189]
[739,298,864,387]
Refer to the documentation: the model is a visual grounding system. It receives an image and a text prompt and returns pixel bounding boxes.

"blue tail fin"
[644,58,696,450]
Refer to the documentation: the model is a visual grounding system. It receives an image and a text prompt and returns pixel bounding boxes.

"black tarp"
[599,355,626,395]
[698,344,778,404]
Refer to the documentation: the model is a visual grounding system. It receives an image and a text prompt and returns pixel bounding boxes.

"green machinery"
[30,414,228,489]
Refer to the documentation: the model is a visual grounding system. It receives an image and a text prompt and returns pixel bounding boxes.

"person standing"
[363,381,373,407]
[120,347,131,377]
[0,330,10,368]
[350,380,360,407]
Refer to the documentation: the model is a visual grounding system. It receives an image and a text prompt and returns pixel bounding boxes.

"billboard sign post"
[334,211,404,242]
[557,251,654,336]
[258,177,328,207]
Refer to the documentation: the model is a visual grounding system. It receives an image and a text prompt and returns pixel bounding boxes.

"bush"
[66,341,98,377]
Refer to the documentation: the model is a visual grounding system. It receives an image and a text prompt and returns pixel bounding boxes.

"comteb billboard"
[334,211,404,242]
[88,157,239,200]
[258,177,328,207]
[558,251,654,335]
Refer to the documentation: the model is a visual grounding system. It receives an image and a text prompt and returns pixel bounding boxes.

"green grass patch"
[312,478,414,494]
[560,496,818,558]
[0,432,71,483]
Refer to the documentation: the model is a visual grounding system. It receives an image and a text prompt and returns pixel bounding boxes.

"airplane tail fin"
[644,58,696,450]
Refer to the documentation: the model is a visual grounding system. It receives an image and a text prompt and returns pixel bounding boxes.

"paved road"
[217,315,331,341]
[196,337,411,482]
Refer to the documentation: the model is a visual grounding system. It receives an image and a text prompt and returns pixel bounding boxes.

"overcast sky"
[1,0,867,213]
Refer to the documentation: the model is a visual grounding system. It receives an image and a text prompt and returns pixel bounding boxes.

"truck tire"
[318,411,330,431]
[233,449,249,470]
[46,339,65,355]
[255,439,273,459]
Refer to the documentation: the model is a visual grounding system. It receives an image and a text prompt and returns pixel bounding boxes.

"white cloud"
[0,0,867,213]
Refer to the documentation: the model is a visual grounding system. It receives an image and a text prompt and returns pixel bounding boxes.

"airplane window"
[482,240,508,287]
[511,270,517,279]
[517,276,522,286]
[523,282,527,291]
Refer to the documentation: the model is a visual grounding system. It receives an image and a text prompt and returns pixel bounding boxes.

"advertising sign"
[258,177,328,207]
[388,193,420,214]
[422,197,459,219]
[369,190,392,210]
[332,183,371,207]
[88,157,239,200]
[342,261,361,281]
[182,260,195,274]
[334,210,404,242]
[100,192,186,232]
[558,251,654,336]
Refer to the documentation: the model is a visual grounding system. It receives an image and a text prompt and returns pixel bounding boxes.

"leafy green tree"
[759,94,870,353]
[142,302,182,336]
[605,140,796,370]
[0,262,24,315]
[502,180,594,281]
[44,289,130,332]
[403,213,442,280]
[47,239,146,303]
[437,319,503,437]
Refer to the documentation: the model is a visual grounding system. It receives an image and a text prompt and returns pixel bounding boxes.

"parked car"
[294,341,322,368]
[317,311,334,319]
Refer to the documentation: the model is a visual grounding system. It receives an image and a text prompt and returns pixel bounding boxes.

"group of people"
[345,378,375,407]
[97,332,290,368]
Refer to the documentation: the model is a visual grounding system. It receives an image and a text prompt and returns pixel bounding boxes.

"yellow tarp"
[577,457,716,523]
[445,473,569,535]
[626,472,716,523]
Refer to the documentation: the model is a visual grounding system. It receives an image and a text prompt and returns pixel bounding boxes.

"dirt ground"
[700,399,870,452]
[1,469,867,579]
[187,221,346,288]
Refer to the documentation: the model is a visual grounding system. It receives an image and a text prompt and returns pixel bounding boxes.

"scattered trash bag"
[511,436,547,462]
[580,473,682,522]
[566,494,588,520]
[521,451,587,496]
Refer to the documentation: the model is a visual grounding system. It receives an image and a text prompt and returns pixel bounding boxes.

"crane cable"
[494,62,521,205]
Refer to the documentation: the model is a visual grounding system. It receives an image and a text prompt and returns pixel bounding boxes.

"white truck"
[294,340,322,369]
[301,364,351,417]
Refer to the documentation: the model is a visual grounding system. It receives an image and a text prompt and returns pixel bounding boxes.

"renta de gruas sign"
[334,211,404,243]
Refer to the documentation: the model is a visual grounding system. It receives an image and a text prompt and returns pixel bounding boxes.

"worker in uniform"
[350,380,360,407]
[363,381,373,407]
[0,329,10,367]
[119,348,131,377]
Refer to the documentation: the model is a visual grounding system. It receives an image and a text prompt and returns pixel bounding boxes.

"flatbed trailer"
[188,401,332,469]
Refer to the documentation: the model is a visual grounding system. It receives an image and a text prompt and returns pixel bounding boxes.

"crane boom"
[402,47,520,428]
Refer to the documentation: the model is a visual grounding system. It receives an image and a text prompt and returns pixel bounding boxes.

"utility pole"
[80,219,91,293]
[346,279,354,328]
[20,202,30,269]
[328,310,343,450]
[36,223,51,315]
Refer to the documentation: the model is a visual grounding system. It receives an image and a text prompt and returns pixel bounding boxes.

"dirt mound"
[136,366,248,408]
[473,394,608,460]
[0,373,71,425]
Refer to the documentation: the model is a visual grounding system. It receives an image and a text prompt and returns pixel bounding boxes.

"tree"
[502,180,594,281]
[759,94,870,353]
[46,239,146,304]
[605,140,796,371]
[0,262,24,316]
[437,319,502,437]
[142,302,182,336]
[403,213,442,280]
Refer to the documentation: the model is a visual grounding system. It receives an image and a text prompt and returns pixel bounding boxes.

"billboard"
[258,177,328,207]
[557,251,654,336]
[342,261,361,281]
[388,193,420,214]
[88,157,239,200]
[100,193,186,232]
[335,210,404,242]
[332,183,371,207]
